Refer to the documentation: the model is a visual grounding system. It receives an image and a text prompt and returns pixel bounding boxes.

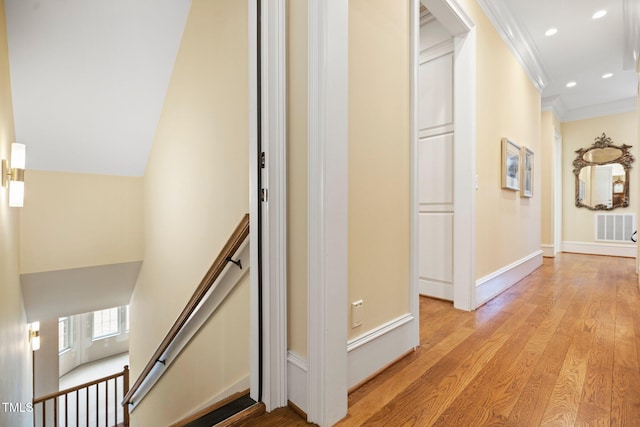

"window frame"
[58,316,72,355]
[92,307,121,341]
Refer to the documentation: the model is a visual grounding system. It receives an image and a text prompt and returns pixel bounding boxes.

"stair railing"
[33,365,129,427]
[122,214,250,411]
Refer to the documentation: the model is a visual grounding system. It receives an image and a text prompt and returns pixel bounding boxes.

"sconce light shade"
[9,180,24,207]
[11,143,25,169]
[3,143,26,207]
[29,321,40,351]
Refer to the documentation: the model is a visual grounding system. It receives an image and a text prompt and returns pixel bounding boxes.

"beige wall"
[562,112,638,244]
[0,0,33,423]
[463,0,542,279]
[348,0,411,338]
[541,111,561,252]
[20,170,143,274]
[128,0,250,424]
[287,0,308,358]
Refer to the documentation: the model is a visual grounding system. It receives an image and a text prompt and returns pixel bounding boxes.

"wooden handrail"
[122,214,250,407]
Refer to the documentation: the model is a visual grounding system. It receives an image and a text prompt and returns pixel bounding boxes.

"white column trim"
[259,0,288,411]
[409,0,420,349]
[307,0,349,425]
[452,26,477,311]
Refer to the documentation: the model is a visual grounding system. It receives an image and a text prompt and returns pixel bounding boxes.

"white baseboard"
[347,313,415,390]
[175,375,250,425]
[475,250,543,308]
[419,279,453,301]
[287,351,308,414]
[562,241,637,258]
[541,244,555,258]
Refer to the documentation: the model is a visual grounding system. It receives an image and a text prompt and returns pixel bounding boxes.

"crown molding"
[623,0,640,71]
[553,97,637,123]
[541,95,567,120]
[475,0,548,92]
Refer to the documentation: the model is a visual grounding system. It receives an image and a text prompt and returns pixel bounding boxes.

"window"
[58,317,71,354]
[92,307,120,340]
[125,305,130,332]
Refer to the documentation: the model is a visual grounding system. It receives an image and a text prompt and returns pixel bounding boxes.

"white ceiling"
[484,0,639,121]
[4,0,191,176]
[3,1,638,177]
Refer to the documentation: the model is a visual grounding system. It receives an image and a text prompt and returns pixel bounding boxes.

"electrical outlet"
[351,300,363,328]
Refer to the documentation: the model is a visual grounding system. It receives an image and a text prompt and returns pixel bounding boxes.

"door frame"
[413,0,476,313]
[249,0,288,411]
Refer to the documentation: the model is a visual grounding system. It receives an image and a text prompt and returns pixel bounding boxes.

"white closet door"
[418,16,454,301]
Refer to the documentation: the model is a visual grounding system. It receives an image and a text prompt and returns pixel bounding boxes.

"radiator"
[595,213,636,242]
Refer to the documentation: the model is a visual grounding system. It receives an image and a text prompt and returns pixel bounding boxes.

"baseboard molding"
[171,376,250,426]
[541,244,555,258]
[347,313,416,390]
[562,241,637,258]
[475,250,543,308]
[287,351,308,415]
[419,279,453,301]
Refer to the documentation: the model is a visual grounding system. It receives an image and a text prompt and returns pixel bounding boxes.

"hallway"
[248,253,640,426]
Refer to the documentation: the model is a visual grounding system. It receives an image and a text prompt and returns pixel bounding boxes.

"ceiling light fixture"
[602,73,613,79]
[592,10,607,19]
[566,81,577,88]
[545,28,558,36]
[2,143,26,207]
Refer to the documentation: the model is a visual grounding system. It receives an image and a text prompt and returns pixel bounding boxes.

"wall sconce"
[28,321,40,351]
[2,143,26,207]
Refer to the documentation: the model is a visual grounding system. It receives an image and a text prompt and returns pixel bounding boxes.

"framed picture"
[521,146,534,198]
[501,138,521,191]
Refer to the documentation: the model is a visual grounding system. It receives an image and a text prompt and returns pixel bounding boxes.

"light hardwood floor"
[247,253,640,426]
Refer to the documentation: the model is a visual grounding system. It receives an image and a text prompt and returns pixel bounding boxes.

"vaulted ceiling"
[4,0,639,177]
[4,0,191,176]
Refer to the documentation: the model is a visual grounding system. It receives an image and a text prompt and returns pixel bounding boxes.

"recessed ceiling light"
[592,10,607,19]
[566,81,577,88]
[602,73,613,79]
[545,28,558,36]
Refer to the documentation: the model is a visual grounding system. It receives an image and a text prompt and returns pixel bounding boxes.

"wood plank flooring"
[247,253,640,426]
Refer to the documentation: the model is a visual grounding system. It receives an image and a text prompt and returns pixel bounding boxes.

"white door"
[417,13,454,301]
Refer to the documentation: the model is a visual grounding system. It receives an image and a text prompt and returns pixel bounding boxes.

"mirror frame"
[573,133,634,211]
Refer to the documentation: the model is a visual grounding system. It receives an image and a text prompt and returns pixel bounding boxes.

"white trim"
[475,0,547,92]
[562,241,637,258]
[560,97,638,123]
[248,0,259,404]
[475,250,543,308]
[419,39,454,63]
[307,0,349,425]
[409,0,421,357]
[259,0,288,411]
[347,314,415,389]
[287,351,308,414]
[421,0,473,36]
[128,242,251,411]
[541,244,555,258]
[452,25,477,312]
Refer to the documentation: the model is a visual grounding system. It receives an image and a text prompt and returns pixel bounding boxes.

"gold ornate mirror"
[574,133,634,210]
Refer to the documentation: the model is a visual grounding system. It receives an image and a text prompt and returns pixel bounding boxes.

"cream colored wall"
[348,0,411,339]
[287,0,308,358]
[20,170,143,274]
[562,112,638,244]
[541,111,561,253]
[128,0,250,424]
[0,0,33,423]
[463,0,542,279]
